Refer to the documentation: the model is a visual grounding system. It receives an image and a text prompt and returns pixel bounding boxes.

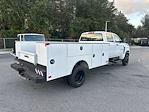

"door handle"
[93,54,95,58]
[116,44,119,46]
[80,46,83,50]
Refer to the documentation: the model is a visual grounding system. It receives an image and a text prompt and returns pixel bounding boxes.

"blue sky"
[127,13,143,27]
[109,0,149,28]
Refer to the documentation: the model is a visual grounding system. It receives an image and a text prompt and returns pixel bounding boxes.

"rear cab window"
[80,33,103,41]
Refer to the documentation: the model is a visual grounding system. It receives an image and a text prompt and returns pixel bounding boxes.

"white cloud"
[114,0,149,15]
[109,0,149,27]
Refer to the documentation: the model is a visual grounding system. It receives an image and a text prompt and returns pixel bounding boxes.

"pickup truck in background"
[13,33,45,56]
[11,31,130,88]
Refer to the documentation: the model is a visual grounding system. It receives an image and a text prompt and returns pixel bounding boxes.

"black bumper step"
[11,63,46,83]
[11,63,24,72]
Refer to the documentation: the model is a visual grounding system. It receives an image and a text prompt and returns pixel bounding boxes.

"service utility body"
[11,31,130,88]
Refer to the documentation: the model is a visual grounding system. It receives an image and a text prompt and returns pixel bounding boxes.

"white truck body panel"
[68,44,92,57]
[47,44,68,80]
[36,43,48,66]
[34,42,110,81]
[15,41,37,58]
[92,44,102,68]
[15,41,21,58]
[19,51,37,64]
[101,44,110,65]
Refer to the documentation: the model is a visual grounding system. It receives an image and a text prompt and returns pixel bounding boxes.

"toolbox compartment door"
[18,51,37,65]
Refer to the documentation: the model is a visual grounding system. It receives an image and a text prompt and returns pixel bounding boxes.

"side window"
[106,33,114,42]
[114,34,122,42]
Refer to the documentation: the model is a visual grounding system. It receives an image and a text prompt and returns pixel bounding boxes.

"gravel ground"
[0,48,149,112]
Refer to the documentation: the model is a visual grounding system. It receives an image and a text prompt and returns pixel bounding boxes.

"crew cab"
[11,31,130,88]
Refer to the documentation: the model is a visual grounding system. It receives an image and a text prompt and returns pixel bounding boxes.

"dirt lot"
[0,47,149,112]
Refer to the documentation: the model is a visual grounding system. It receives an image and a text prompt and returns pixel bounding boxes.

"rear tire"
[122,53,129,66]
[67,65,86,88]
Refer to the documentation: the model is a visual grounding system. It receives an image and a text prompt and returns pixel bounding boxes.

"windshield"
[24,35,45,41]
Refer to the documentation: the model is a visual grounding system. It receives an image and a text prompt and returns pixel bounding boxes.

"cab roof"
[81,31,113,35]
[17,33,44,36]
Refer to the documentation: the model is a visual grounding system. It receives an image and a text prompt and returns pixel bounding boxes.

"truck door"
[106,33,117,58]
[113,34,123,57]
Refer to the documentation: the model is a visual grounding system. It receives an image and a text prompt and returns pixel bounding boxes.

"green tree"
[141,14,149,37]
[0,0,135,41]
[134,14,149,38]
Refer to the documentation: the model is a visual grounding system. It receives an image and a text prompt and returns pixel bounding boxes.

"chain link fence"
[48,39,79,42]
[0,38,79,51]
[0,38,17,49]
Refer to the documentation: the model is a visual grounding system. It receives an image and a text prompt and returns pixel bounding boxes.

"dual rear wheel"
[66,52,129,88]
[66,65,86,88]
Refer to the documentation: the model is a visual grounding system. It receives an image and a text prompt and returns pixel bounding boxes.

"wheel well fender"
[72,60,89,73]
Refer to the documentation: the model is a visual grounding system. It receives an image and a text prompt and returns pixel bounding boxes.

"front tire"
[122,53,129,66]
[67,65,86,88]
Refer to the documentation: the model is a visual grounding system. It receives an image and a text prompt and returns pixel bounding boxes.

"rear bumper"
[11,63,46,83]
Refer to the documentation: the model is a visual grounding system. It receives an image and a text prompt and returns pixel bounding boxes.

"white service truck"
[11,31,130,88]
[13,33,45,55]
